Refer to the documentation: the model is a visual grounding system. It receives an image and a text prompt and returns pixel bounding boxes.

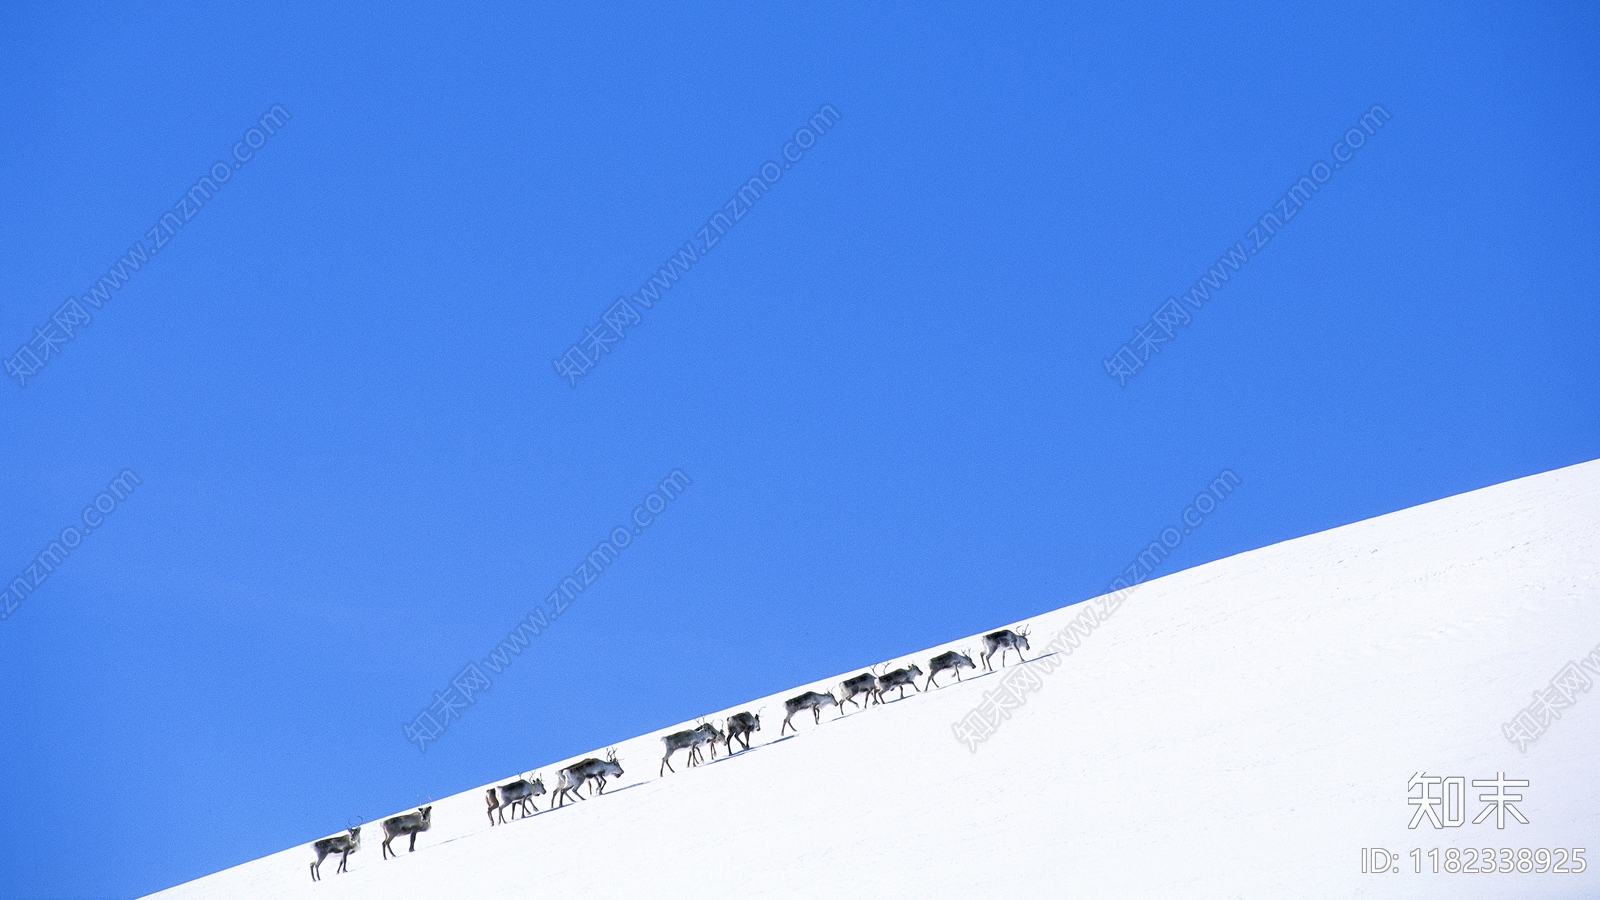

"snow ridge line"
[952,469,1241,750]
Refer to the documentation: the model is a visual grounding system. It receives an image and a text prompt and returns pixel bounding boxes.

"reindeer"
[380,806,432,859]
[980,627,1031,670]
[486,774,546,825]
[839,671,882,711]
[878,664,924,700]
[924,650,975,689]
[309,825,360,881]
[661,722,724,775]
[693,721,726,764]
[779,690,838,734]
[554,749,624,807]
[725,711,760,752]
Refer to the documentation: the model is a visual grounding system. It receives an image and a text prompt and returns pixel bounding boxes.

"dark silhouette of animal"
[980,628,1031,670]
[380,806,432,859]
[839,672,882,710]
[878,664,924,700]
[661,723,724,775]
[554,749,624,807]
[309,826,360,881]
[780,690,838,734]
[924,650,975,689]
[486,774,546,825]
[725,711,760,752]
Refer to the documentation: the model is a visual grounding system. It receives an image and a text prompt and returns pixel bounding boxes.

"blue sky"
[2,2,1596,897]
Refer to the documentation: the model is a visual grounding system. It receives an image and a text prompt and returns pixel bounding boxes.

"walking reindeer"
[878,664,923,700]
[309,824,360,881]
[380,805,432,859]
[838,669,882,711]
[980,627,1030,671]
[725,711,760,752]
[924,650,975,689]
[486,774,546,825]
[554,749,624,807]
[661,722,725,775]
[297,625,1062,877]
[780,690,838,734]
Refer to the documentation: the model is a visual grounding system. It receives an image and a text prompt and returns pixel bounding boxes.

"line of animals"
[309,627,1031,880]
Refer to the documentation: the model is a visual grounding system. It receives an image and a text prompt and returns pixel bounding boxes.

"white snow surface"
[146,460,1600,899]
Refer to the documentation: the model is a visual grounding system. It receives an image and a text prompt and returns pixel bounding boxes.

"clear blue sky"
[2,2,1596,897]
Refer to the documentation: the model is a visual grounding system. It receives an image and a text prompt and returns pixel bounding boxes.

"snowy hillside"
[144,460,1600,899]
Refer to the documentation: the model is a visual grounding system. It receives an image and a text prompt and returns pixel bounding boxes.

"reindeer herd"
[309,627,1032,881]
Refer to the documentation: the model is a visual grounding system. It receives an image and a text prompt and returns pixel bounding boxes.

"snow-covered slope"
[145,461,1600,899]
